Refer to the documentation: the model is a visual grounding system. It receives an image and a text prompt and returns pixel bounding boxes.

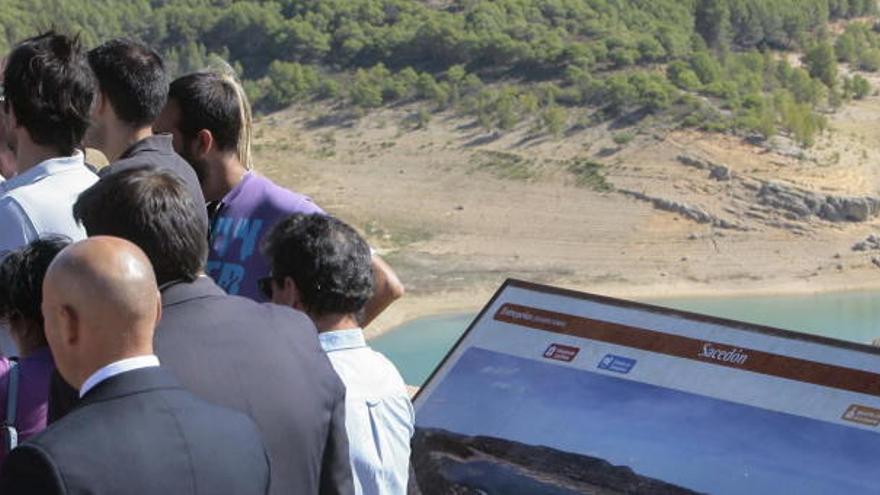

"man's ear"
[153,292,163,328]
[3,101,17,129]
[58,304,80,347]
[91,92,108,119]
[273,276,304,310]
[193,129,214,159]
[286,277,305,311]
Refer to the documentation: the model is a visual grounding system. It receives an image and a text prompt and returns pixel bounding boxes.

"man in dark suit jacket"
[83,38,208,229]
[1,237,269,494]
[52,166,353,495]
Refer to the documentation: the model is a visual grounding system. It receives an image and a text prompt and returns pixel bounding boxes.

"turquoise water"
[371,291,880,386]
[372,313,475,386]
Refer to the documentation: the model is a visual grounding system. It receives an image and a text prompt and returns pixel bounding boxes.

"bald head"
[42,236,161,389]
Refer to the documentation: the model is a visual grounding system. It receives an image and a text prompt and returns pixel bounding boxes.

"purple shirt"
[0,347,54,465]
[207,173,323,301]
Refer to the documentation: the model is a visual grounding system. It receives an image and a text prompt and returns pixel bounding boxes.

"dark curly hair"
[3,31,96,155]
[261,214,373,317]
[0,236,70,344]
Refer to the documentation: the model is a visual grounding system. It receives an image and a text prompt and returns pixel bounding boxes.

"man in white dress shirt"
[262,213,413,495]
[0,32,98,255]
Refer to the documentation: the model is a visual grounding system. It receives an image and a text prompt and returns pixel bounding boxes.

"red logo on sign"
[543,344,580,362]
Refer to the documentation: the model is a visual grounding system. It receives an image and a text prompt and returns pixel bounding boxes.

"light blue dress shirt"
[319,329,414,495]
[0,152,97,254]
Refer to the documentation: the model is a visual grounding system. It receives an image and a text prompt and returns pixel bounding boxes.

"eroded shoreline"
[365,274,880,340]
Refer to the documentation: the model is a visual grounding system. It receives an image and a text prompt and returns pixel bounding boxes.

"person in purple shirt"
[155,71,404,324]
[0,236,68,464]
[204,169,324,296]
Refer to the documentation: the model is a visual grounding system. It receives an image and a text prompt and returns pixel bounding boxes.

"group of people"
[0,31,412,495]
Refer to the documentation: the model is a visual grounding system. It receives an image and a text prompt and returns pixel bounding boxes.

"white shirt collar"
[318,328,367,352]
[79,355,161,398]
[1,151,85,193]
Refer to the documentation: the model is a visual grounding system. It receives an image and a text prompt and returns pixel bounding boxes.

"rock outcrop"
[620,189,747,230]
[757,182,880,222]
[677,155,733,182]
[623,155,880,232]
[852,234,880,252]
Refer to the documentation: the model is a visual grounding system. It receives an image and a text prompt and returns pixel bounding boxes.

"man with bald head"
[0,237,270,495]
[51,166,353,495]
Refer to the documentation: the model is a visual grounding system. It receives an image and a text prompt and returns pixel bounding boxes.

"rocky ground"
[251,87,880,337]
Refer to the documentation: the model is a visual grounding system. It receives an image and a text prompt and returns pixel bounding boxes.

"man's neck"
[103,126,153,162]
[313,313,361,333]
[15,139,66,173]
[203,154,247,202]
[76,350,156,391]
[157,273,199,292]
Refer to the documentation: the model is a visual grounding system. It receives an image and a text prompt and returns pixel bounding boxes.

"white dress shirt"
[79,355,161,398]
[319,329,414,495]
[0,152,97,254]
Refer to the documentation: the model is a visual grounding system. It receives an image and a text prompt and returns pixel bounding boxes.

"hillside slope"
[251,81,880,334]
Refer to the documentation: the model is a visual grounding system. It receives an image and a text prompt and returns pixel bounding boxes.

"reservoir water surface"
[372,290,880,386]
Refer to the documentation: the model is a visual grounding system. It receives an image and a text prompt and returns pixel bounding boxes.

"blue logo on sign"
[598,354,637,374]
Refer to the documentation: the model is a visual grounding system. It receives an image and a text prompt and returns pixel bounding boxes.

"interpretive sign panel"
[411,279,880,495]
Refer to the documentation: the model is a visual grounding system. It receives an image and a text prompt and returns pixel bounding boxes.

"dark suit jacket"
[99,134,209,229]
[50,277,353,495]
[3,366,269,494]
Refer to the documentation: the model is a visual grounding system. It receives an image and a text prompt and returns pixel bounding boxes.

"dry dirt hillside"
[251,86,880,335]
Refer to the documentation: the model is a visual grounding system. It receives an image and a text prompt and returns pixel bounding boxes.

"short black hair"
[262,214,373,317]
[169,72,241,152]
[0,236,70,333]
[73,166,208,286]
[88,38,168,127]
[3,31,96,155]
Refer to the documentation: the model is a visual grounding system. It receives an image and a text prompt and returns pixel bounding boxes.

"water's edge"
[374,291,880,386]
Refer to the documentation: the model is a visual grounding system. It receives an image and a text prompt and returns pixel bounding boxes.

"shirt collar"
[1,151,85,192]
[79,355,160,398]
[119,134,174,160]
[318,328,368,352]
[159,275,224,307]
[222,170,254,204]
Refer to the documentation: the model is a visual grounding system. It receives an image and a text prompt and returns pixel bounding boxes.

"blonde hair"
[204,59,254,171]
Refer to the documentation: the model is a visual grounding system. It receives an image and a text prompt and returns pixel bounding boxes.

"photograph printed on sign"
[410,280,880,495]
